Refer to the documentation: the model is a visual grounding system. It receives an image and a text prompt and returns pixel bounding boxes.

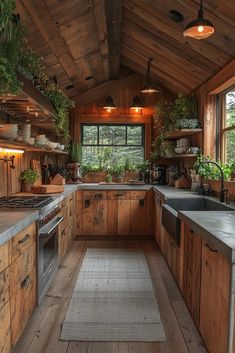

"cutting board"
[31,185,64,194]
[30,159,42,186]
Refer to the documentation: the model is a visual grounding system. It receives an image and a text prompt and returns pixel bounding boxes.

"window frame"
[81,123,145,148]
[219,86,235,163]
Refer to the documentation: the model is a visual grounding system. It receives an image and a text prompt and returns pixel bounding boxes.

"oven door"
[38,216,63,304]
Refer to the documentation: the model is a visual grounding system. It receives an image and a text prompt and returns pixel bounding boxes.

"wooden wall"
[0,151,66,197]
[197,58,235,158]
[71,78,174,161]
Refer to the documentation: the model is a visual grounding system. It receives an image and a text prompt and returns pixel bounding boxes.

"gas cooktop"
[0,196,53,209]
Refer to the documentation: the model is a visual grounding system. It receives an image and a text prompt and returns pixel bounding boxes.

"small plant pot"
[22,183,32,193]
[106,175,112,183]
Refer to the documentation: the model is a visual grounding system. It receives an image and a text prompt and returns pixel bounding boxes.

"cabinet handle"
[18,234,30,244]
[205,243,218,253]
[84,199,90,208]
[94,193,103,200]
[189,229,195,234]
[21,275,30,288]
[116,192,125,197]
[139,199,145,207]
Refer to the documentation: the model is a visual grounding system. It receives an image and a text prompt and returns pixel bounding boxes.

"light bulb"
[107,108,111,113]
[197,25,204,32]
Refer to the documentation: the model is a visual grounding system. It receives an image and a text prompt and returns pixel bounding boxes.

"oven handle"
[40,216,64,236]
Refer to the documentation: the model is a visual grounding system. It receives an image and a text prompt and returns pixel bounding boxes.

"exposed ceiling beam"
[105,0,122,79]
[19,0,87,91]
[92,0,110,81]
[72,74,140,105]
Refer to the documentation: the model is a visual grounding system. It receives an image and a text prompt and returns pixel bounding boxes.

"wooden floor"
[13,240,207,353]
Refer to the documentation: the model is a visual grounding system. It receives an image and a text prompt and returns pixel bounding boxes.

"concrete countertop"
[153,185,199,198]
[179,211,235,262]
[75,183,152,191]
[0,210,38,247]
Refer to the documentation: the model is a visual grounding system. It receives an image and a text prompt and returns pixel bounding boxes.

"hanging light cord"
[198,0,203,19]
[146,58,153,82]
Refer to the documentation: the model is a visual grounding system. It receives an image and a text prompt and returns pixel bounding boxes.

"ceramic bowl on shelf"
[47,141,57,150]
[185,147,199,154]
[59,144,65,151]
[28,137,35,146]
[175,147,186,154]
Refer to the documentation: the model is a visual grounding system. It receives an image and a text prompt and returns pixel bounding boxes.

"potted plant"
[172,94,200,129]
[67,142,82,182]
[137,160,150,183]
[20,168,39,192]
[123,157,139,181]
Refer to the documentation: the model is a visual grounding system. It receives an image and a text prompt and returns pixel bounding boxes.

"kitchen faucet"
[196,160,227,203]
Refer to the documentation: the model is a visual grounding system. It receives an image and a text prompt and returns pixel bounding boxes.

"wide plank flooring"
[13,240,207,353]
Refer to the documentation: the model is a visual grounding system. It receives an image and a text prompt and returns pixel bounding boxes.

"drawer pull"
[139,199,145,207]
[84,199,90,208]
[18,234,30,244]
[116,192,125,197]
[205,243,218,253]
[21,275,30,288]
[189,229,195,234]
[94,193,103,200]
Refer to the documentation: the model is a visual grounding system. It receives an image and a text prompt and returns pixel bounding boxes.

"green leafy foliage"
[193,154,235,181]
[20,168,39,184]
[0,0,16,44]
[70,142,82,163]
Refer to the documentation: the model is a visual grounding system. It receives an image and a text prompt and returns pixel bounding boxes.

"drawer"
[83,191,107,200]
[0,268,9,311]
[10,246,36,296]
[131,191,147,200]
[0,241,10,273]
[11,223,35,262]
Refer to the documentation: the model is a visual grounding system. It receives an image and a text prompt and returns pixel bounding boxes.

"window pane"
[82,146,144,166]
[99,125,126,145]
[224,130,235,162]
[127,126,143,145]
[82,125,98,145]
[225,90,235,128]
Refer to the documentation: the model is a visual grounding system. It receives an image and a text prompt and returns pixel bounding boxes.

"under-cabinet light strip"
[0,147,24,154]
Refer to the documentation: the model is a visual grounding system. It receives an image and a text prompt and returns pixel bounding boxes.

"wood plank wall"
[196,58,235,158]
[71,78,174,161]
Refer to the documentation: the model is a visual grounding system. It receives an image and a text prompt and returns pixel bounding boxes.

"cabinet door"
[107,191,118,235]
[82,191,107,235]
[117,191,131,235]
[0,301,10,353]
[182,224,202,325]
[76,191,83,236]
[10,245,36,346]
[154,194,162,246]
[0,268,9,311]
[130,191,147,236]
[200,240,230,353]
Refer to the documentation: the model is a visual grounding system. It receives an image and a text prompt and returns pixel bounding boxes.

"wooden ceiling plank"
[91,0,110,80]
[19,0,87,91]
[123,0,231,68]
[105,0,122,79]
[122,36,203,90]
[121,49,191,94]
[143,0,235,55]
[72,74,140,105]
[200,0,235,27]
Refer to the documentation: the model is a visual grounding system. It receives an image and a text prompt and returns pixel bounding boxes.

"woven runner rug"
[60,248,166,341]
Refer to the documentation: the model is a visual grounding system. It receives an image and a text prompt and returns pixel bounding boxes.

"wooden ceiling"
[17,0,235,101]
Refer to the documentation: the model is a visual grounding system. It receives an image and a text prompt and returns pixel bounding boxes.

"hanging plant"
[18,47,49,86]
[0,0,16,44]
[44,80,74,144]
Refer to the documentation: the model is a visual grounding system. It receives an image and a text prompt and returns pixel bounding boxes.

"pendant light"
[141,58,159,94]
[183,0,215,40]
[103,95,117,112]
[130,95,143,113]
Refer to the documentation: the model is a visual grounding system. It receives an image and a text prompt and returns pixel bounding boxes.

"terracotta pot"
[22,183,32,192]
[82,171,106,183]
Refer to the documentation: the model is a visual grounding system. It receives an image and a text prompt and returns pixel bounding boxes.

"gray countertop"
[1,183,235,261]
[0,210,38,247]
[179,211,235,262]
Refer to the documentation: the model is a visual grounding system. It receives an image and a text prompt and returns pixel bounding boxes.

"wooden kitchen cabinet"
[181,223,202,325]
[154,192,164,248]
[10,228,36,347]
[0,300,11,353]
[130,191,147,236]
[0,241,10,353]
[162,228,180,283]
[82,191,107,235]
[117,191,131,235]
[199,239,231,353]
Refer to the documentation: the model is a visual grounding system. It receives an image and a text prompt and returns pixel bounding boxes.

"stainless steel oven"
[38,206,63,304]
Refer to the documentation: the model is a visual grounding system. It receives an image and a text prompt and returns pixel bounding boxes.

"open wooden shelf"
[165,129,202,140]
[0,139,68,155]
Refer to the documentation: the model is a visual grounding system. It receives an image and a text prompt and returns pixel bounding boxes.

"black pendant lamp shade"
[103,95,117,112]
[130,95,143,112]
[183,0,215,40]
[141,58,159,94]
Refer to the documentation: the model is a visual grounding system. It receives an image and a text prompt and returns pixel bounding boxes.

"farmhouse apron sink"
[162,197,234,245]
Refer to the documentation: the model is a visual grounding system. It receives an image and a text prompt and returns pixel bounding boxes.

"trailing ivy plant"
[44,80,74,144]
[0,0,16,44]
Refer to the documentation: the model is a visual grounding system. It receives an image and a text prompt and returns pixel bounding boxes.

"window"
[220,88,235,163]
[81,123,145,165]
